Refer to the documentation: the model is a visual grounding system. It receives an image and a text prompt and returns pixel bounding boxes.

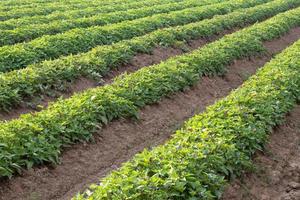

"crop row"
[0,0,226,46]
[0,0,171,21]
[0,0,270,72]
[1,4,300,178]
[0,0,133,12]
[0,0,184,29]
[0,0,59,7]
[0,0,136,11]
[74,26,300,200]
[0,0,297,111]
[0,0,101,7]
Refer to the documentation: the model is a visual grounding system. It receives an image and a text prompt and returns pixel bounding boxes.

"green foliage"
[1,4,300,178]
[0,0,147,21]
[0,0,185,30]
[0,0,225,45]
[0,0,295,111]
[0,0,269,72]
[74,25,300,200]
[0,0,125,8]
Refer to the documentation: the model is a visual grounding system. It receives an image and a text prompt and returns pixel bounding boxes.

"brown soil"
[222,105,300,200]
[0,27,299,200]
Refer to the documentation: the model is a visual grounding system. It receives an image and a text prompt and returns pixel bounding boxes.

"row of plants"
[0,0,187,29]
[0,0,270,72]
[74,26,300,200]
[0,0,95,5]
[0,0,297,111]
[0,0,59,7]
[0,0,136,11]
[0,0,130,12]
[0,0,227,46]
[1,5,300,178]
[0,0,164,21]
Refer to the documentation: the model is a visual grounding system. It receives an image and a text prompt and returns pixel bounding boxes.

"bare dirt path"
[0,28,299,200]
[222,105,300,200]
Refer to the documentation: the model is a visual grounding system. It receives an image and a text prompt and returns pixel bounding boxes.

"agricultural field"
[0,0,299,199]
